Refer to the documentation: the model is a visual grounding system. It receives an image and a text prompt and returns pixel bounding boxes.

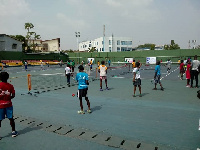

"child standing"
[154,61,164,91]
[89,59,93,71]
[186,60,191,87]
[65,64,71,87]
[76,65,91,114]
[98,61,109,91]
[166,59,172,74]
[0,72,18,139]
[133,62,142,97]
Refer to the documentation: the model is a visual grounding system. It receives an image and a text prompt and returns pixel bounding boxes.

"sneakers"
[77,110,85,114]
[186,85,190,88]
[106,87,109,90]
[161,87,164,91]
[133,94,136,97]
[87,109,92,113]
[139,94,142,97]
[12,131,18,137]
[100,88,103,91]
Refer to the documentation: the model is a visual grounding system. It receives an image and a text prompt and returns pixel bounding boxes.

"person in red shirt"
[0,72,18,139]
[179,60,185,80]
[186,60,191,87]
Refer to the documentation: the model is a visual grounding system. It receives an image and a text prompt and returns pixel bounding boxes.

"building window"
[109,40,111,45]
[127,41,132,45]
[89,44,91,47]
[100,48,101,51]
[102,41,104,44]
[121,47,126,51]
[117,40,120,45]
[97,42,98,45]
[109,47,111,52]
[102,48,104,51]
[121,41,132,45]
[12,44,17,49]
[117,47,120,52]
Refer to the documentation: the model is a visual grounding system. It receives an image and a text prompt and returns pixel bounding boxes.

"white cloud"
[56,13,88,29]
[106,0,121,7]
[0,0,30,17]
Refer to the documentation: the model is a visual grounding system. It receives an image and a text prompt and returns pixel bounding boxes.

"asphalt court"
[0,64,200,150]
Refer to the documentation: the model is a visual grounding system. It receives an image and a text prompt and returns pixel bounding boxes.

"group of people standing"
[180,55,200,88]
[132,59,165,97]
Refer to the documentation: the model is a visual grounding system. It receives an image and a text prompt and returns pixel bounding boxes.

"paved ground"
[0,64,200,150]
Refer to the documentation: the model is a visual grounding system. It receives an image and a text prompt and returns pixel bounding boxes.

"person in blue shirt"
[153,61,164,91]
[76,65,91,114]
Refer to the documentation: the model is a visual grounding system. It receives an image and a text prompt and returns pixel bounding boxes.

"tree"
[164,40,180,50]
[24,23,41,52]
[9,35,28,52]
[137,43,155,50]
[88,47,96,52]
[196,45,200,49]
[32,32,41,51]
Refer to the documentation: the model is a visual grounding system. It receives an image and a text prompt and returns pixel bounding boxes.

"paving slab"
[55,125,74,135]
[120,140,140,150]
[66,128,87,138]
[90,133,112,146]
[78,130,97,140]
[107,136,124,148]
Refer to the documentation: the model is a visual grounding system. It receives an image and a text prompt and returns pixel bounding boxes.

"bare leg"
[79,98,83,111]
[105,79,108,88]
[139,85,141,94]
[85,97,90,110]
[133,86,136,96]
[100,79,102,89]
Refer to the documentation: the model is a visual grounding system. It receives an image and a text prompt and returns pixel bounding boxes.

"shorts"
[155,75,161,84]
[0,106,13,120]
[180,69,185,74]
[100,76,107,80]
[133,78,141,86]
[77,88,88,98]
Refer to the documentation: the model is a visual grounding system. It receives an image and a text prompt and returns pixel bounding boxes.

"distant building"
[28,38,60,52]
[155,46,164,50]
[79,36,133,52]
[0,34,22,52]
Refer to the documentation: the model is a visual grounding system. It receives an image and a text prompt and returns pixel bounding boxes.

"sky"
[0,0,200,50]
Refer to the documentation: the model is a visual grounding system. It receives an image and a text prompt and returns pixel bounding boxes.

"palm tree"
[24,23,34,49]
[33,33,41,51]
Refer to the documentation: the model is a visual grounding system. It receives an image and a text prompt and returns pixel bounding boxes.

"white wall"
[79,36,133,52]
[42,39,60,52]
[0,34,22,52]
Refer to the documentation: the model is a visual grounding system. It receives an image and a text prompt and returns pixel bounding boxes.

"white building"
[0,34,22,52]
[28,38,60,52]
[79,36,133,52]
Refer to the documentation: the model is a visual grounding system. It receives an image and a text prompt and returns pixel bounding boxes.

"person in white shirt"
[190,55,200,88]
[166,59,172,74]
[98,61,109,91]
[65,64,71,87]
[133,62,142,97]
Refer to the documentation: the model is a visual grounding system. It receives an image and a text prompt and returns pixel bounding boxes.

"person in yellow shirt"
[90,59,93,71]
[97,60,100,67]
[132,60,136,68]
[98,61,109,91]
